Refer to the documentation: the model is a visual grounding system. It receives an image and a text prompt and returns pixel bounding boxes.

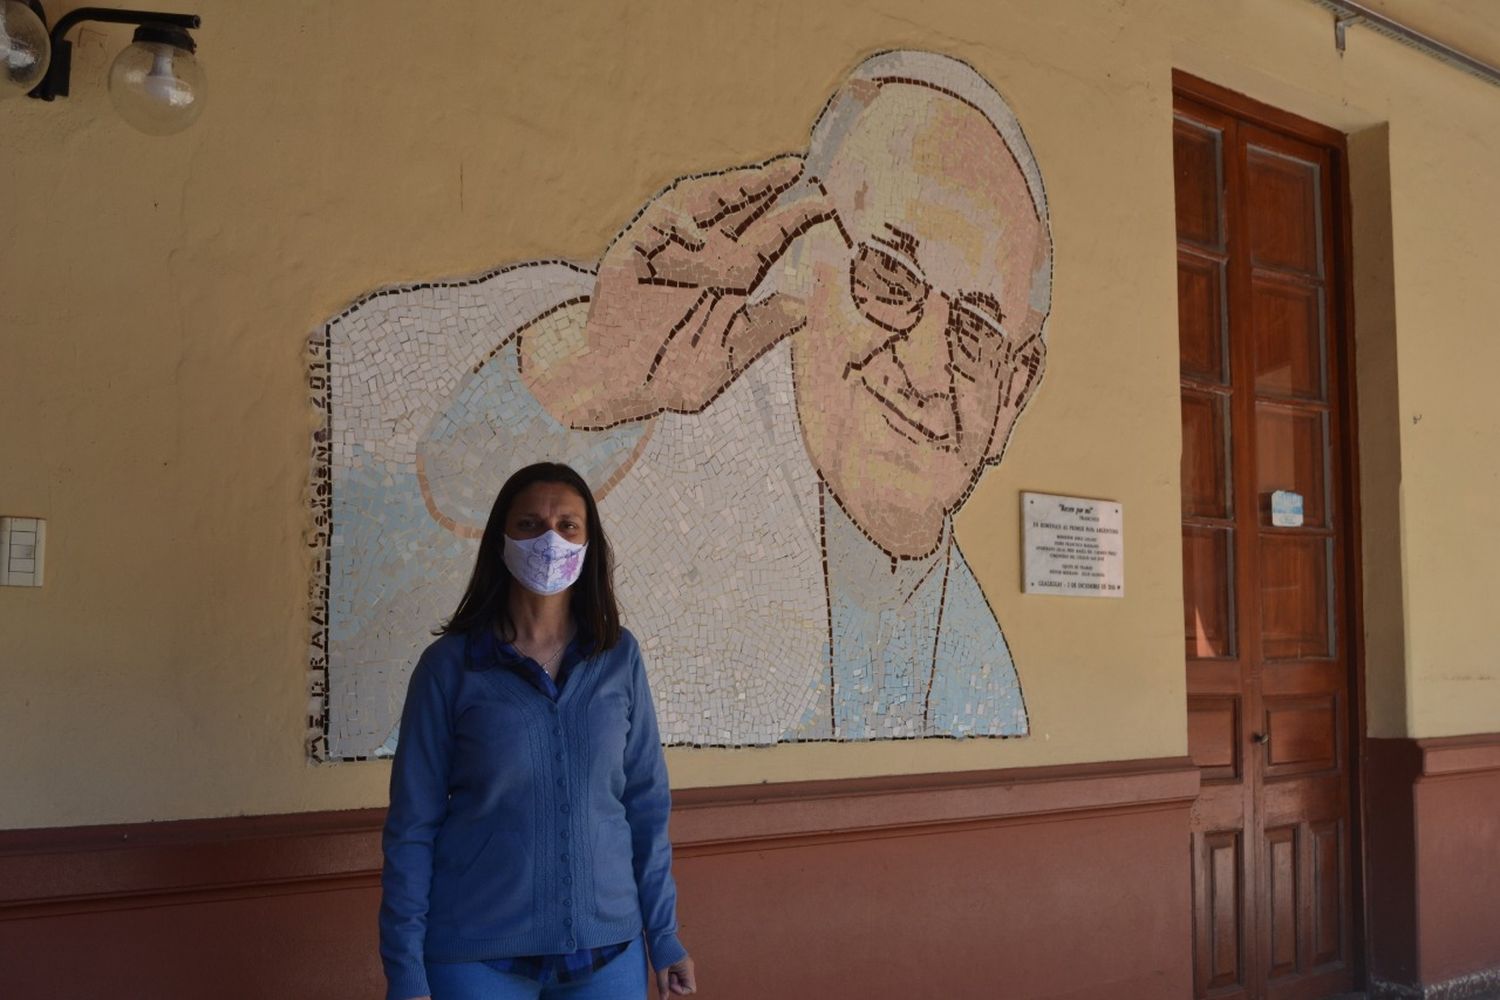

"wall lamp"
[0,1,204,134]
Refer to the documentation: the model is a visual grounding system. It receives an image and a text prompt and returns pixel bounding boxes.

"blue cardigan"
[379,628,686,1000]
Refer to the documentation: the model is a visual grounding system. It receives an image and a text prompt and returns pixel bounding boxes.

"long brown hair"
[438,462,621,655]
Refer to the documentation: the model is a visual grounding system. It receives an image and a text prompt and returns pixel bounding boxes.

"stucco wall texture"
[2,0,1498,828]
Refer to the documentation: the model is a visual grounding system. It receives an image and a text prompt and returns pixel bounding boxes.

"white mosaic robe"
[325,264,1026,756]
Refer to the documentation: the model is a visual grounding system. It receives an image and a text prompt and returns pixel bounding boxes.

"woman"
[380,462,697,1000]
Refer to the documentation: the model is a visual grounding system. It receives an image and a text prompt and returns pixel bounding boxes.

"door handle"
[1252,732,1271,745]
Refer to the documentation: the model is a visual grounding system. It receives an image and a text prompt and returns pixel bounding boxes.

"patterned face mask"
[502,531,588,596]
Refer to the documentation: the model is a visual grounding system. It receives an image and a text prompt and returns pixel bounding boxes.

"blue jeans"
[426,936,648,1000]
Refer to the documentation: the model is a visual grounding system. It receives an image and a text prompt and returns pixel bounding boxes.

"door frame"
[1172,69,1371,993]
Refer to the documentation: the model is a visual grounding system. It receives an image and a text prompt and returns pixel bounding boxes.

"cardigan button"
[567,939,577,949]
[560,803,570,813]
[563,917,573,927]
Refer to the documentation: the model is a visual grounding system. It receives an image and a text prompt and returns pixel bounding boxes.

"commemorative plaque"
[1022,492,1124,598]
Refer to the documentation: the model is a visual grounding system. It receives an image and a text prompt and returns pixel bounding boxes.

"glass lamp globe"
[108,25,204,135]
[0,0,50,99]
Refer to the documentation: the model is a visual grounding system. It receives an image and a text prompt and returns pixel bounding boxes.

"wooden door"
[1175,79,1362,1000]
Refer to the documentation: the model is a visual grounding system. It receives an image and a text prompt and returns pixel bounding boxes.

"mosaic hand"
[532,156,836,428]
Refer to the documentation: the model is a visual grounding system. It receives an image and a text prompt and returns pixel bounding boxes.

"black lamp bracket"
[25,2,202,101]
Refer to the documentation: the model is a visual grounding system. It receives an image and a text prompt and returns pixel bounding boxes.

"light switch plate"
[1,517,46,587]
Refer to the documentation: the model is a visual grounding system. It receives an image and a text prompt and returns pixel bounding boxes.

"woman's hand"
[656,954,697,996]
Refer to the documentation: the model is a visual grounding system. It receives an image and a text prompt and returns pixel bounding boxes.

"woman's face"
[504,481,589,545]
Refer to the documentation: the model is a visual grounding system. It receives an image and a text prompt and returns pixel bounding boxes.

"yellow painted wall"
[2,0,1498,828]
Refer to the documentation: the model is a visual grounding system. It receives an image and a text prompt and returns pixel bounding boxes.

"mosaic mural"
[308,50,1053,759]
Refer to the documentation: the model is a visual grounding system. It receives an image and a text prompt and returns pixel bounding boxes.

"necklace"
[510,626,573,675]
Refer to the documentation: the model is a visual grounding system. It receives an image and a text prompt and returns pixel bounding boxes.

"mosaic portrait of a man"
[309,50,1053,758]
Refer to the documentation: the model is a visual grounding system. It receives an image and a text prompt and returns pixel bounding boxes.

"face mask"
[503,531,588,596]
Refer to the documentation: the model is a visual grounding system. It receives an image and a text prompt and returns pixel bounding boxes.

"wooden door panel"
[1175,118,1227,250]
[1260,820,1350,990]
[1178,86,1358,1000]
[1262,773,1347,825]
[1192,785,1250,829]
[1180,251,1229,382]
[1184,391,1232,517]
[1189,695,1242,781]
[1244,146,1322,276]
[1260,665,1344,704]
[1262,696,1339,775]
[1265,826,1299,978]
[1309,820,1345,968]
[1197,829,1248,995]
[1251,276,1326,401]
[1190,660,1244,696]
[1255,404,1329,527]
[1258,534,1332,660]
[1184,526,1236,659]
[1268,969,1356,1000]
